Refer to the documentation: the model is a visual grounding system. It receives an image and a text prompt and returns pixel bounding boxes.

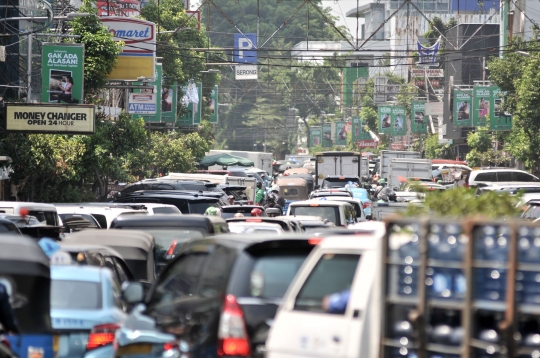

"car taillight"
[86,323,120,350]
[217,295,251,357]
[165,240,178,259]
[163,341,179,351]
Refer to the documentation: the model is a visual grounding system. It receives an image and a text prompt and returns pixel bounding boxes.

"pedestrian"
[255,182,265,205]
[0,282,18,334]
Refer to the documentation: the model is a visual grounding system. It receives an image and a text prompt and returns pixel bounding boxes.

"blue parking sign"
[234,33,257,63]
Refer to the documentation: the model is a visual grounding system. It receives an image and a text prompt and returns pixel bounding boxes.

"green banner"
[132,64,161,122]
[178,82,202,126]
[209,85,218,123]
[490,86,512,131]
[41,43,84,104]
[472,86,491,127]
[335,121,349,146]
[353,116,371,140]
[454,88,473,127]
[160,80,177,123]
[378,105,392,134]
[310,127,321,147]
[322,123,332,147]
[411,101,428,134]
[391,106,407,136]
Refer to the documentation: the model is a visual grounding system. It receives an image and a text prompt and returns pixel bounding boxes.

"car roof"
[276,177,308,185]
[111,213,226,228]
[65,230,154,252]
[289,200,353,207]
[58,242,125,257]
[185,233,322,251]
[315,232,384,251]
[51,264,106,282]
[313,197,361,204]
[119,191,220,201]
[0,234,50,277]
[473,168,532,173]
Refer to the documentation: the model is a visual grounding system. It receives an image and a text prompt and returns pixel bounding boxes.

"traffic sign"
[234,33,257,63]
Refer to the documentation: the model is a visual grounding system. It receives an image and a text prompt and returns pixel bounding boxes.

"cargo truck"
[315,152,363,188]
[207,150,273,175]
[388,158,433,190]
[379,150,421,180]
[267,217,540,358]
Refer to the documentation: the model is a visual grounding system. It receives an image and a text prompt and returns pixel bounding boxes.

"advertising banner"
[425,101,444,116]
[472,86,491,127]
[160,81,177,123]
[310,127,321,147]
[357,140,377,149]
[391,106,407,136]
[490,86,512,131]
[128,93,156,114]
[132,64,161,122]
[177,82,202,126]
[335,121,350,146]
[100,17,156,80]
[322,123,332,147]
[6,103,95,134]
[353,116,371,140]
[41,43,84,104]
[208,85,218,123]
[417,40,440,66]
[378,105,392,134]
[411,101,428,134]
[454,89,473,127]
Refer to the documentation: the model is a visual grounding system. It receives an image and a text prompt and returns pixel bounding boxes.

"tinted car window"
[51,280,102,309]
[496,171,512,182]
[283,188,299,196]
[0,221,20,233]
[522,204,540,220]
[516,172,538,182]
[90,214,108,229]
[474,172,495,182]
[153,184,175,190]
[177,183,207,191]
[294,254,360,314]
[200,247,234,297]
[250,255,308,298]
[29,210,58,226]
[152,207,179,214]
[290,206,339,226]
[189,202,216,214]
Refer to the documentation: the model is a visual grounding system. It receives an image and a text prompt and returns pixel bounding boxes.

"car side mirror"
[122,281,144,304]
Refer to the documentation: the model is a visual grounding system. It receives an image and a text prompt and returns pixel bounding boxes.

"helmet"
[271,184,279,192]
[437,180,443,184]
[205,207,221,216]
[378,178,387,185]
[251,208,263,217]
[256,181,262,188]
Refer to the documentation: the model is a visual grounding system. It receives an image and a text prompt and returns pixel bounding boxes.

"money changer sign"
[6,104,95,134]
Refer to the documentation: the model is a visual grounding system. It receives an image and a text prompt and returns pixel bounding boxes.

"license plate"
[116,344,153,356]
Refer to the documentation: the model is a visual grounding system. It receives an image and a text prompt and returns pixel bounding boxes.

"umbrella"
[200,153,254,167]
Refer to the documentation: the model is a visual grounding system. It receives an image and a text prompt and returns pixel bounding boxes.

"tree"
[466,126,509,167]
[423,134,454,159]
[488,34,540,175]
[70,0,123,97]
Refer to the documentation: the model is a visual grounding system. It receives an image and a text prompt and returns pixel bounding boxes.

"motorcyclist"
[375,179,397,202]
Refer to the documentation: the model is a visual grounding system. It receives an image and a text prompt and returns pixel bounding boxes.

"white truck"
[207,149,273,175]
[387,158,433,190]
[370,202,410,220]
[379,150,421,180]
[162,172,257,203]
[266,217,540,358]
[315,151,363,188]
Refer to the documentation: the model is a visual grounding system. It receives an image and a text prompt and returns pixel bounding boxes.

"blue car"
[51,265,127,358]
[349,188,372,216]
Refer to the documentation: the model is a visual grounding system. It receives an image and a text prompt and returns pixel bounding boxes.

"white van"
[54,205,148,229]
[287,200,357,227]
[0,202,60,226]
[313,197,366,222]
[266,230,384,358]
[468,168,539,187]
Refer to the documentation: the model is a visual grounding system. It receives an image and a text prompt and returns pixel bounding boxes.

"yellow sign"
[6,104,95,134]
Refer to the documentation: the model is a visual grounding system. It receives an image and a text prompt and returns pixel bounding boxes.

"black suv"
[116,234,320,358]
[115,191,220,214]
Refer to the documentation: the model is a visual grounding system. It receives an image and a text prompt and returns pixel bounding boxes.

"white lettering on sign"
[379,107,391,113]
[238,38,254,59]
[48,52,78,65]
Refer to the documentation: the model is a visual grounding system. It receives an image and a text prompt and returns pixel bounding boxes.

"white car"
[287,200,357,227]
[311,197,366,222]
[468,169,539,187]
[228,221,284,235]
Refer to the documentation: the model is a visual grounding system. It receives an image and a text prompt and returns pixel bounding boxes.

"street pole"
[26,33,32,103]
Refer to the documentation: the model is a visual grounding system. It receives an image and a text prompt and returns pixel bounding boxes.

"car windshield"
[351,189,369,200]
[51,280,102,309]
[322,178,359,188]
[249,254,310,299]
[29,210,58,226]
[152,207,180,214]
[59,213,100,229]
[290,206,339,225]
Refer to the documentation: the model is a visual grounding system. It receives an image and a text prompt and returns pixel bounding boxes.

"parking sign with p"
[234,33,257,63]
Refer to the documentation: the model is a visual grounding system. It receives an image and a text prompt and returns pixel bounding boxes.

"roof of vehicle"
[110,213,227,228]
[225,217,295,231]
[221,205,265,212]
[323,175,360,180]
[0,202,57,211]
[228,222,284,234]
[51,264,105,283]
[478,182,540,188]
[313,196,362,204]
[55,205,147,214]
[65,230,154,254]
[117,191,221,201]
[58,242,125,258]
[183,233,324,251]
[316,151,360,156]
[313,231,384,251]
[284,168,309,175]
[276,177,308,186]
[0,234,50,277]
[289,200,354,207]
[472,168,535,173]
[284,173,314,182]
[276,215,323,222]
[311,191,352,197]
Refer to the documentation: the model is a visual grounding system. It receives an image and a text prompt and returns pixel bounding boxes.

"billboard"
[178,82,202,126]
[5,103,95,134]
[100,17,156,80]
[411,102,428,134]
[208,85,218,123]
[322,123,332,147]
[310,127,321,147]
[490,86,512,130]
[378,105,392,134]
[128,93,156,114]
[234,33,257,63]
[352,116,371,141]
[454,89,473,127]
[160,81,177,123]
[41,44,84,104]
[335,120,351,146]
[391,106,407,136]
[131,63,161,122]
[472,86,491,127]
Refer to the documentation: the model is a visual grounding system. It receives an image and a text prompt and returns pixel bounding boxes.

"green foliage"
[423,134,453,159]
[70,0,123,96]
[360,107,378,133]
[465,127,509,167]
[423,17,457,46]
[404,188,521,218]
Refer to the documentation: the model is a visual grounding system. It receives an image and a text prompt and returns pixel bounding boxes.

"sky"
[321,0,367,37]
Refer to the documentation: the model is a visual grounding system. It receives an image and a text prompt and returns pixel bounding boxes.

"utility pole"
[26,33,32,103]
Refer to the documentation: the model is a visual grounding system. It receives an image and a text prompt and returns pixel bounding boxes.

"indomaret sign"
[5,103,95,134]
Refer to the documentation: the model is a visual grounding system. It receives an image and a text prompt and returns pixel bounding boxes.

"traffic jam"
[1,150,540,358]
